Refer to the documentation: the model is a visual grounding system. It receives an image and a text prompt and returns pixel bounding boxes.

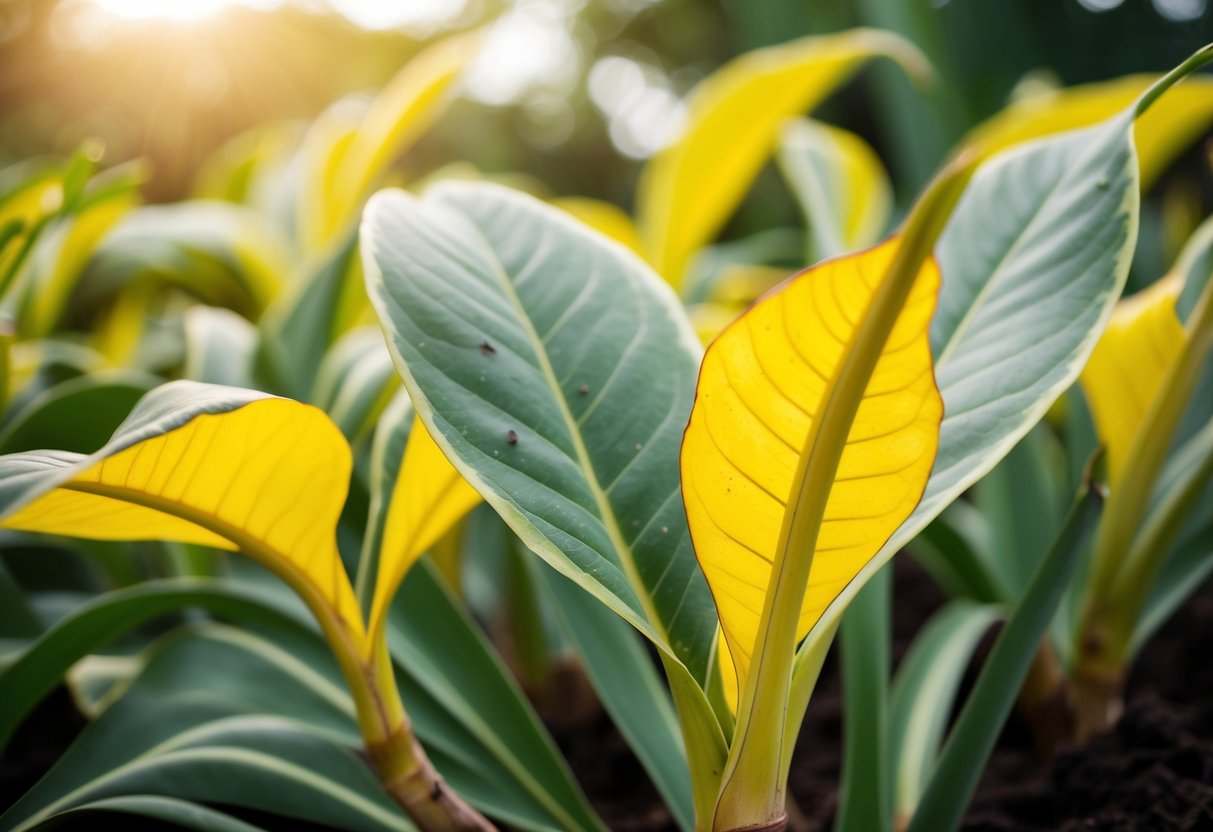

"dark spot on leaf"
[578,384,589,395]
[507,430,518,445]
[479,341,497,355]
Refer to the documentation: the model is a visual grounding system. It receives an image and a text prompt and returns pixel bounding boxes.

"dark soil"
[555,557,1213,832]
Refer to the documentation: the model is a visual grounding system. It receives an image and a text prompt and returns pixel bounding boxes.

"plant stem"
[713,152,975,831]
[341,627,496,831]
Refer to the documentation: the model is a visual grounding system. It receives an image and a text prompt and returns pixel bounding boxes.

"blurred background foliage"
[1,0,1212,271]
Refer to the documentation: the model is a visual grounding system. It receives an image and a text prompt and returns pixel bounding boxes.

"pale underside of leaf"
[1081,274,1186,487]
[682,239,942,694]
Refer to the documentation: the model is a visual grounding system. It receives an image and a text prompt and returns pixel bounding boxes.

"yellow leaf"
[681,239,942,697]
[966,75,1213,188]
[316,32,480,250]
[22,191,136,338]
[551,196,644,256]
[1080,274,1186,488]
[369,414,481,641]
[0,390,364,643]
[637,29,928,287]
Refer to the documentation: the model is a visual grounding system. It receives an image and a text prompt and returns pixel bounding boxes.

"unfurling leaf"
[682,238,942,698]
[638,29,928,287]
[1081,275,1186,487]
[0,382,363,642]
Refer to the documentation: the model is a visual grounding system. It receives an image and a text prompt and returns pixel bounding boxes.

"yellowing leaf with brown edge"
[0,382,365,646]
[966,75,1213,189]
[1081,274,1186,488]
[681,239,942,698]
[637,29,929,287]
[369,413,482,641]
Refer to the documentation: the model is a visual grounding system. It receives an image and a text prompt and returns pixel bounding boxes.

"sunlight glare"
[90,0,281,22]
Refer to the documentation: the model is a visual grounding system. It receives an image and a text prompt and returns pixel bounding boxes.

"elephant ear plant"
[360,46,1213,832]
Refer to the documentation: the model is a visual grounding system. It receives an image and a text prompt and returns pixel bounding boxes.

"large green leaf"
[361,181,717,685]
[0,578,304,749]
[0,623,414,832]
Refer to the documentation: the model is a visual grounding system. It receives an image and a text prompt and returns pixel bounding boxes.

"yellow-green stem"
[712,154,975,831]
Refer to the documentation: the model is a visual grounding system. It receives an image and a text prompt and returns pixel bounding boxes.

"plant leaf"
[363,181,729,818]
[779,118,893,261]
[682,238,941,695]
[76,202,286,322]
[796,97,1151,669]
[551,197,644,256]
[1081,274,1185,487]
[533,559,695,831]
[362,180,716,683]
[965,74,1213,188]
[637,29,928,286]
[1,618,413,832]
[906,484,1104,832]
[0,577,308,749]
[389,560,606,832]
[368,414,480,643]
[0,382,363,645]
[889,600,1001,823]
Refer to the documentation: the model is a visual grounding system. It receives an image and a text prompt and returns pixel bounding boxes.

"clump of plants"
[0,22,1210,832]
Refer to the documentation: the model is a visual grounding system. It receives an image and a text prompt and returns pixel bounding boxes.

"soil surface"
[555,557,1213,832]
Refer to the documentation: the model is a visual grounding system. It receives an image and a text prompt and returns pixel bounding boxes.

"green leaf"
[0,578,306,750]
[533,560,695,831]
[778,118,893,262]
[1,623,415,832]
[257,229,359,400]
[389,560,606,832]
[906,504,1006,604]
[78,202,287,323]
[889,600,1001,824]
[971,425,1067,595]
[312,328,399,445]
[834,565,891,832]
[182,307,258,388]
[363,180,726,821]
[906,484,1104,832]
[361,180,717,682]
[26,794,270,832]
[0,371,157,455]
